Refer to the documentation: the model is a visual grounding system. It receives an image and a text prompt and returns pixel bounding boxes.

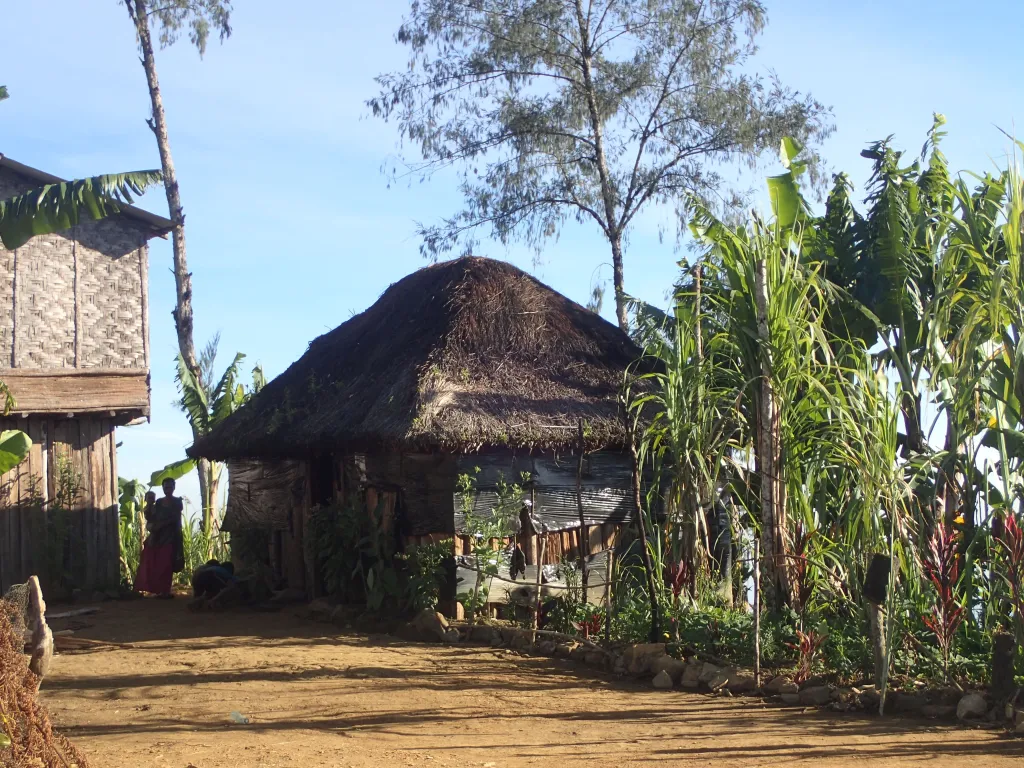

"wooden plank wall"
[0,415,119,594]
[447,520,622,564]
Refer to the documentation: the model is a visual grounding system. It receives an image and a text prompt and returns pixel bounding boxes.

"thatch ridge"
[190,257,647,460]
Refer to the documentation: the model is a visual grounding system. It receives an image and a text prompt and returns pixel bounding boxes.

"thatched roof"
[189,257,648,460]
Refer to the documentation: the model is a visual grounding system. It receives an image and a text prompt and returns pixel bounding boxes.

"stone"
[697,662,722,685]
[406,609,450,643]
[584,650,607,667]
[956,693,989,721]
[554,642,578,658]
[90,590,109,604]
[652,669,674,689]
[649,654,687,684]
[306,598,333,620]
[536,641,557,656]
[831,687,856,705]
[104,589,122,601]
[468,625,496,644]
[270,587,307,604]
[763,675,794,695]
[727,672,757,695]
[510,632,532,651]
[780,693,802,706]
[891,692,925,714]
[799,675,827,690]
[707,668,734,692]
[799,686,832,707]
[778,681,800,695]
[858,688,881,710]
[444,628,460,644]
[622,643,667,676]
[679,662,702,689]
[921,704,957,720]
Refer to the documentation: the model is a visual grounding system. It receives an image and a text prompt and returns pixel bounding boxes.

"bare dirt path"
[39,599,1023,768]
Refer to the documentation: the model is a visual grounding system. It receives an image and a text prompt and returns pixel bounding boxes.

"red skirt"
[135,540,175,595]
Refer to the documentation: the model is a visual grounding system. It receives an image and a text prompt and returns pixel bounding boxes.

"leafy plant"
[402,539,453,613]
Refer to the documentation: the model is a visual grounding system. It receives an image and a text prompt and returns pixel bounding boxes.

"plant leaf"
[0,429,31,475]
[0,171,163,249]
[150,458,196,487]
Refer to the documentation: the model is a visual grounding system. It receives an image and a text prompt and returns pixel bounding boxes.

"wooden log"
[26,576,53,689]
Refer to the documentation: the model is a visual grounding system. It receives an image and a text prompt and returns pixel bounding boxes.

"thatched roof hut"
[191,256,646,460]
[191,257,652,609]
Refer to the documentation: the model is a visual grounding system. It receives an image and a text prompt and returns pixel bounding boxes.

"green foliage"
[117,477,146,587]
[0,171,162,250]
[0,430,31,475]
[371,0,832,325]
[401,539,454,613]
[175,515,229,587]
[125,0,233,57]
[456,470,527,622]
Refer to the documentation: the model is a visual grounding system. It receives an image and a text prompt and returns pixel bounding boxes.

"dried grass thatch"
[191,257,649,460]
[0,600,90,768]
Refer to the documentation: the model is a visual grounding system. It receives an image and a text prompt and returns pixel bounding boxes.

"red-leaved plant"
[995,512,1024,638]
[574,612,603,640]
[787,629,826,684]
[789,523,816,621]
[921,522,965,681]
[665,558,695,602]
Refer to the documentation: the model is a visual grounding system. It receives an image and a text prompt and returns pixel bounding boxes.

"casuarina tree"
[371,0,833,330]
[121,0,232,528]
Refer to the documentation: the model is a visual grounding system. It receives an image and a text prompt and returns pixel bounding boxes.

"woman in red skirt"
[134,478,185,598]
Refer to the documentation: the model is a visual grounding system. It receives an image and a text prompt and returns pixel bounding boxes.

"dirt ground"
[38,600,1023,768]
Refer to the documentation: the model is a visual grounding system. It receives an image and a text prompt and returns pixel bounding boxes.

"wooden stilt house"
[190,257,652,614]
[0,156,172,595]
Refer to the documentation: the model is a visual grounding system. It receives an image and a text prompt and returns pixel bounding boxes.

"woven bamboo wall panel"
[0,250,13,365]
[0,166,149,373]
[77,228,145,368]
[15,233,76,368]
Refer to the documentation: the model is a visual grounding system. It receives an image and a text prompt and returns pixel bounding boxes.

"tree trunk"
[611,236,628,331]
[753,255,789,608]
[572,0,627,332]
[128,0,205,528]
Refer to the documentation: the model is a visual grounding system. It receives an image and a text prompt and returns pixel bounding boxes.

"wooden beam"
[0,369,150,414]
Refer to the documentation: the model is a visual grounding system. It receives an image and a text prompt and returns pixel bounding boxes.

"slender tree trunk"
[753,254,790,609]
[611,236,628,330]
[572,0,628,332]
[126,0,208,531]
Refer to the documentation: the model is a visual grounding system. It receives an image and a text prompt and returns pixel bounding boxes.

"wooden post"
[604,550,614,645]
[753,538,761,689]
[868,602,886,713]
[532,529,548,642]
[576,420,589,601]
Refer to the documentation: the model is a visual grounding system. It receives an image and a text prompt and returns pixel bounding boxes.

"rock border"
[296,604,1024,735]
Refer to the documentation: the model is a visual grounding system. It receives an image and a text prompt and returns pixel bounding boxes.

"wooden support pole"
[576,420,589,601]
[753,539,761,688]
[604,550,614,645]
[532,529,548,642]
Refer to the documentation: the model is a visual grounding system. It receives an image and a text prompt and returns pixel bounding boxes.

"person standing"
[134,479,185,598]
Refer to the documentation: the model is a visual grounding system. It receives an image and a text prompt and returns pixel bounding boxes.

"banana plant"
[0,85,162,249]
[153,350,265,534]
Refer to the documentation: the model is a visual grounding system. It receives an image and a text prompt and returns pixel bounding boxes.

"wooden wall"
[0,415,119,594]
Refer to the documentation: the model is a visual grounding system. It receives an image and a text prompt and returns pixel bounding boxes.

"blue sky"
[3,0,1022,514]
